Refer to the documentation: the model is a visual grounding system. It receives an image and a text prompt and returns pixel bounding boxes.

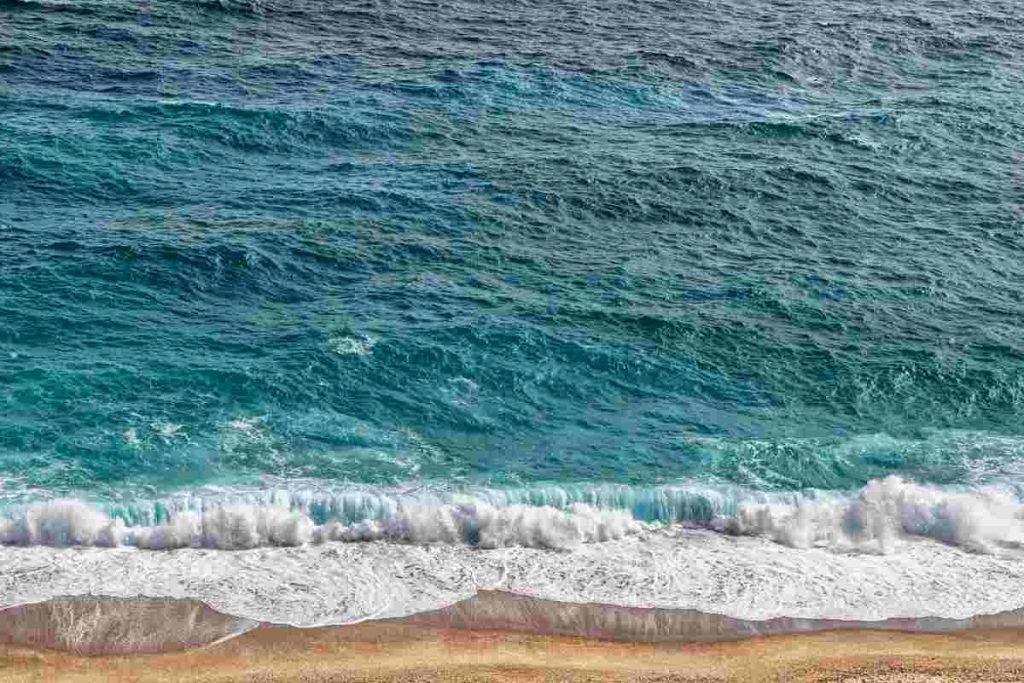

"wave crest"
[3,477,1024,554]
[0,500,639,551]
[316,503,639,549]
[718,476,1024,554]
[0,500,125,548]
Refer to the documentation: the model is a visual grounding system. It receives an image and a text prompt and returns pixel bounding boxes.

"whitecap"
[328,335,377,357]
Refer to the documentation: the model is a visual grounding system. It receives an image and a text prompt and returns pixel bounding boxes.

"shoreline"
[397,590,1024,642]
[2,594,1024,681]
[5,530,1024,627]
[8,590,1024,652]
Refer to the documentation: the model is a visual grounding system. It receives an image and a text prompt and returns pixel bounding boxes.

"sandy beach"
[4,619,1024,682]
[2,594,1024,682]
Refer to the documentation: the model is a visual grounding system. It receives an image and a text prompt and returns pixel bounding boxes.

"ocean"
[2,0,1024,625]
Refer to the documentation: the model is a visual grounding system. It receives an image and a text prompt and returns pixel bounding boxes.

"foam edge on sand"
[4,590,1024,656]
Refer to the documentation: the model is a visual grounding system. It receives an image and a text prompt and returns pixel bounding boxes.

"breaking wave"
[0,499,639,551]
[716,476,1024,554]
[3,476,1024,554]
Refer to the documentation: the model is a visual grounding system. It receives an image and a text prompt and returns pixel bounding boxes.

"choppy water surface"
[2,0,1024,620]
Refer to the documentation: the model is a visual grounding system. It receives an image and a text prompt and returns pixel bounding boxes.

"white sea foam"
[12,501,636,551]
[2,481,1024,625]
[0,500,125,548]
[131,507,315,550]
[227,416,262,433]
[328,335,376,356]
[2,527,1024,627]
[718,475,1024,554]
[152,423,185,439]
[3,476,1024,556]
[123,428,141,447]
[315,503,640,549]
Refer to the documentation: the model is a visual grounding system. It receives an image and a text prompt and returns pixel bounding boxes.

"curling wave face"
[3,476,1024,556]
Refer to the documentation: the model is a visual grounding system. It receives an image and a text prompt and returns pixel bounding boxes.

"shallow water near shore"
[3,529,1024,627]
[6,597,1024,683]
[7,591,1024,656]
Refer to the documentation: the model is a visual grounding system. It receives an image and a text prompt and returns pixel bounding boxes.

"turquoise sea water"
[2,0,1024,534]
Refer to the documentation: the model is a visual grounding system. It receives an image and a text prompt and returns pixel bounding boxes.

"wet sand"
[1,594,1024,681]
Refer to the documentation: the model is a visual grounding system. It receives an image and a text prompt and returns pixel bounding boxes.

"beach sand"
[1,594,1023,682]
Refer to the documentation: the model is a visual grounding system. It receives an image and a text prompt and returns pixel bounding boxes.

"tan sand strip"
[0,598,257,656]
[1,594,1024,681]
[4,620,1024,682]
[398,590,1024,642]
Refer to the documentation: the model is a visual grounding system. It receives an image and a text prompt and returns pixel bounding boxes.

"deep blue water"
[2,0,1024,516]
